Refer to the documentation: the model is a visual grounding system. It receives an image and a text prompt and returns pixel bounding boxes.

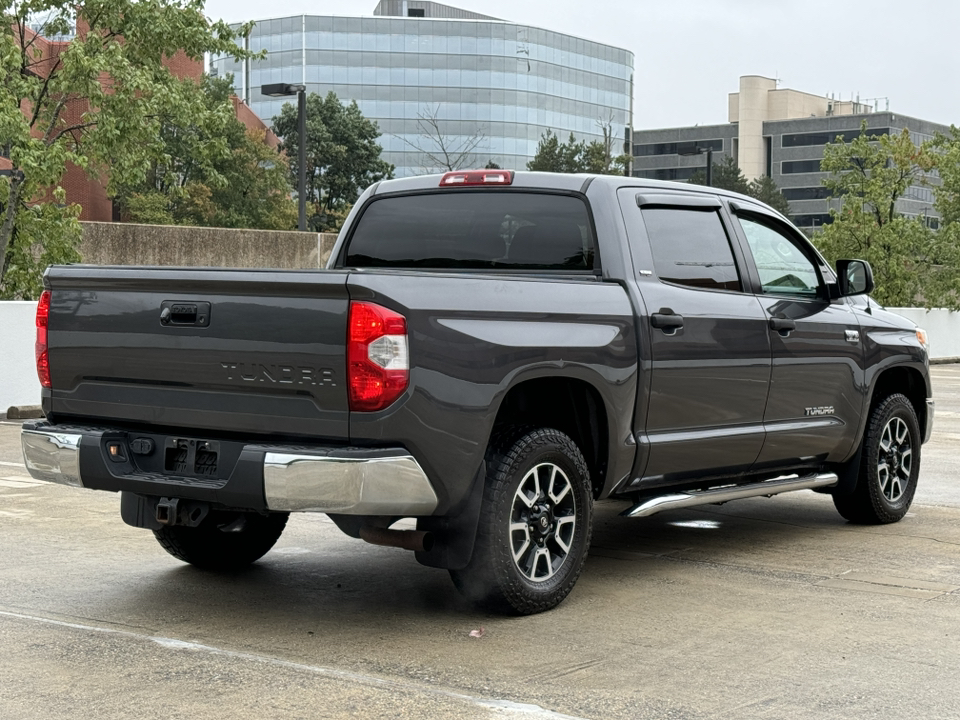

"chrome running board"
[622,472,839,518]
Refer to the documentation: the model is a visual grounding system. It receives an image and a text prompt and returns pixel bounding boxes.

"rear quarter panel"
[346,271,638,512]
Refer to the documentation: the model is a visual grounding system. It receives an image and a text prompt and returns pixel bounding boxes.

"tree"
[934,125,960,226]
[273,92,393,232]
[1,0,255,298]
[747,175,792,216]
[484,160,501,169]
[527,130,586,173]
[116,76,297,231]
[687,155,751,194]
[814,122,960,309]
[582,116,631,176]
[396,104,486,173]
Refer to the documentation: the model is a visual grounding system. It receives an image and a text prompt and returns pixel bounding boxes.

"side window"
[737,216,821,298]
[642,208,742,292]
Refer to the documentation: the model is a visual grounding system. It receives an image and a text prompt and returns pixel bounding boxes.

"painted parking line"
[0,477,45,488]
[0,609,588,720]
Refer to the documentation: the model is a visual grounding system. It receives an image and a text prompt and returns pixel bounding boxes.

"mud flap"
[414,461,486,571]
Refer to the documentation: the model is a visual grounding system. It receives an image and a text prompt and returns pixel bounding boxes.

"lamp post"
[262,83,307,231]
[677,141,714,187]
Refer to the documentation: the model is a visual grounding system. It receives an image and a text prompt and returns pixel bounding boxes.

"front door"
[728,207,864,467]
[618,190,772,486]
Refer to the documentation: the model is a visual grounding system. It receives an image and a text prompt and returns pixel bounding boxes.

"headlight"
[916,328,929,349]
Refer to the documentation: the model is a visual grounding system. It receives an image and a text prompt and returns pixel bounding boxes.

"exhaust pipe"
[359,526,434,553]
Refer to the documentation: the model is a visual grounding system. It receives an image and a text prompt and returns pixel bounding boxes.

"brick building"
[3,23,277,222]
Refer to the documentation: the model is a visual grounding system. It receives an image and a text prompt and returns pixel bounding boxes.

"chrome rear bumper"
[21,429,83,487]
[21,424,438,517]
[263,452,438,515]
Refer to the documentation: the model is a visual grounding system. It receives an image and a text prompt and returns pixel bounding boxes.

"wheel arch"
[491,376,610,499]
[869,365,928,439]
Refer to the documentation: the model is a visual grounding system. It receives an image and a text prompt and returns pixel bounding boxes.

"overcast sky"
[203,0,960,131]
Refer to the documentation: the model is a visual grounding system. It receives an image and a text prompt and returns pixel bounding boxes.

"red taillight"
[348,301,409,412]
[439,170,514,187]
[36,290,51,388]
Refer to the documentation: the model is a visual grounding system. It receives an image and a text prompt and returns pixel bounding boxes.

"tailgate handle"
[160,301,210,327]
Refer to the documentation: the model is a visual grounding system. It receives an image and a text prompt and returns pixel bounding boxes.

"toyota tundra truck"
[21,170,933,615]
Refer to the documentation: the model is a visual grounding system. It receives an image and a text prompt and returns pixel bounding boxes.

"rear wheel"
[450,427,593,615]
[153,510,289,570]
[833,393,920,524]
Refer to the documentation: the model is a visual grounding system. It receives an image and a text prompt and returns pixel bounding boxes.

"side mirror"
[836,259,874,296]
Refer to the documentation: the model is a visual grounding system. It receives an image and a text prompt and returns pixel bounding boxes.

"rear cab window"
[342,192,596,271]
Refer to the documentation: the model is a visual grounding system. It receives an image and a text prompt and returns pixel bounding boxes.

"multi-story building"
[210,1,634,177]
[631,75,947,230]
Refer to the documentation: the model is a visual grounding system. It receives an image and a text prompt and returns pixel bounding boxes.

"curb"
[5,405,44,420]
[931,357,960,365]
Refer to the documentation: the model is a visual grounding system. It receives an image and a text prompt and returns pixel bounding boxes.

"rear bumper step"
[622,472,839,518]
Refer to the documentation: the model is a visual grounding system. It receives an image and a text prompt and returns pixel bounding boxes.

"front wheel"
[450,428,593,615]
[153,510,289,570]
[833,393,920,524]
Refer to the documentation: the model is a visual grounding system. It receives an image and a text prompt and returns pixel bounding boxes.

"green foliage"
[688,155,751,195]
[0,188,81,299]
[747,175,792,216]
[272,92,393,232]
[1,0,255,295]
[484,160,501,169]
[934,125,960,226]
[814,122,959,309]
[116,76,298,231]
[527,131,586,173]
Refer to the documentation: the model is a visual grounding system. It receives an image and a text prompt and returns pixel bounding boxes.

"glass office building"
[209,2,634,177]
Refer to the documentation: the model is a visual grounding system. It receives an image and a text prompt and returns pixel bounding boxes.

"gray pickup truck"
[22,170,933,614]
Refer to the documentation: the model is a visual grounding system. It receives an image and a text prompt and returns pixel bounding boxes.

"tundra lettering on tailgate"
[221,362,337,387]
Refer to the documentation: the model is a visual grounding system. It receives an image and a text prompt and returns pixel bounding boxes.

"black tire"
[153,510,289,570]
[450,427,593,615]
[833,393,920,524]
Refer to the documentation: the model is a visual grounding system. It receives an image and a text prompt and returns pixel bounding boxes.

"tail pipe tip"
[359,526,434,553]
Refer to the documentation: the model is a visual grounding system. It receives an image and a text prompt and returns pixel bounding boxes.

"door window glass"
[642,208,741,291]
[738,216,821,297]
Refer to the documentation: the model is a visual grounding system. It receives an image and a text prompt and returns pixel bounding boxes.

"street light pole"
[677,142,715,187]
[261,83,308,231]
[297,88,306,232]
[706,147,713,188]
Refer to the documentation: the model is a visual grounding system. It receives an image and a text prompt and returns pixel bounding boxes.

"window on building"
[780,128,889,148]
[791,213,834,228]
[641,208,741,292]
[781,160,822,174]
[407,8,425,16]
[633,138,723,157]
[781,187,833,201]
[632,167,703,181]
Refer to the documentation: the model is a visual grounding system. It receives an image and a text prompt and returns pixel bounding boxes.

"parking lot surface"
[1,366,959,719]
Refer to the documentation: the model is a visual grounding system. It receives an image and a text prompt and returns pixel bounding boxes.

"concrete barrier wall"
[887,308,960,361]
[80,222,338,269]
[0,302,41,410]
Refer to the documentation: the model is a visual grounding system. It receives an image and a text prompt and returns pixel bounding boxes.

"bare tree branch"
[394,104,486,173]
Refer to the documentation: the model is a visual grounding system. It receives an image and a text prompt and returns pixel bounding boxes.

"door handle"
[769,316,796,336]
[651,309,684,333]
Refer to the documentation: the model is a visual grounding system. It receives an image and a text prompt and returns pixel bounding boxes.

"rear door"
[726,203,864,466]
[47,267,351,439]
[618,190,772,485]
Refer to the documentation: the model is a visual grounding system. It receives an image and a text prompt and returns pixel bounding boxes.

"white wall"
[0,301,41,411]
[888,308,960,360]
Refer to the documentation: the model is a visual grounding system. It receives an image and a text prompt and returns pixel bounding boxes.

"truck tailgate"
[45,266,351,440]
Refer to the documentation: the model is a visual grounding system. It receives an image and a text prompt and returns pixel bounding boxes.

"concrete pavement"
[1,367,958,719]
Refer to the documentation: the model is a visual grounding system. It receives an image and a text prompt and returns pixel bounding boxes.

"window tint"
[642,208,741,292]
[738,216,821,297]
[344,192,594,271]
